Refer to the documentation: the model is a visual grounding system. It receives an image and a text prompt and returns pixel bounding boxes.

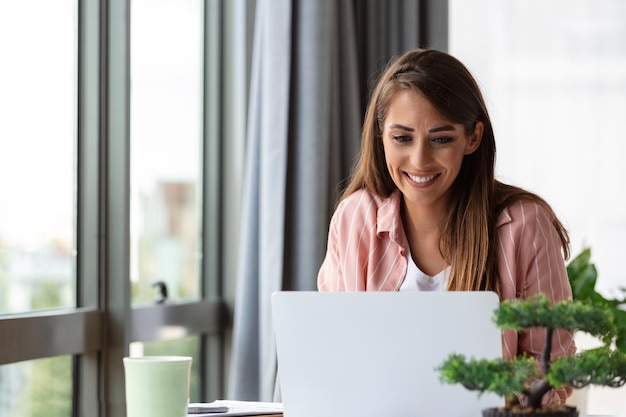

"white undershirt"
[399,252,450,291]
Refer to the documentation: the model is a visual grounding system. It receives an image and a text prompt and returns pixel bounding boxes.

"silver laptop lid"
[272,291,503,417]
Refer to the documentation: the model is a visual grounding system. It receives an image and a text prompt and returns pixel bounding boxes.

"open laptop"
[271,291,503,417]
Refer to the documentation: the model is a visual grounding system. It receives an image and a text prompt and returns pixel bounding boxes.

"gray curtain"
[228,0,448,402]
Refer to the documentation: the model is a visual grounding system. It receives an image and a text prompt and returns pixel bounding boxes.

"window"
[0,356,73,416]
[0,0,250,415]
[129,0,203,306]
[0,1,77,414]
[0,1,76,316]
[450,1,626,415]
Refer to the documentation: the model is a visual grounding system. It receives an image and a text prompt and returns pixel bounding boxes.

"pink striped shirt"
[317,188,576,404]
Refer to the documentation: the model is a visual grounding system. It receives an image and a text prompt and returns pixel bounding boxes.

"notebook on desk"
[271,291,503,417]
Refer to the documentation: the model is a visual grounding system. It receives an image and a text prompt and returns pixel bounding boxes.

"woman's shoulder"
[496,197,555,230]
[495,182,557,226]
[337,188,399,212]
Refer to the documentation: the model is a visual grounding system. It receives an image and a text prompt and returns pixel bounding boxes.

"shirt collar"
[497,205,513,227]
[376,189,513,244]
[376,190,405,246]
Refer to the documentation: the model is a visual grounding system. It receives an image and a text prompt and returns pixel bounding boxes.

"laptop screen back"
[272,291,503,417]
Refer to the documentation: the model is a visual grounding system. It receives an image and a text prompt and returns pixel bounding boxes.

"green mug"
[123,356,192,417]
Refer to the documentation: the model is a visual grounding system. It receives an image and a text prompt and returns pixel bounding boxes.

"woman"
[317,49,575,404]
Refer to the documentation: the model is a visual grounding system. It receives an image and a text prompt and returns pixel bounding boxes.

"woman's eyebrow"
[429,125,455,133]
[388,123,414,131]
[387,124,456,133]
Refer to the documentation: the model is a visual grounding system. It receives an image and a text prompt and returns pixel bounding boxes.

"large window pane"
[0,355,73,417]
[0,3,76,314]
[450,1,626,415]
[130,0,204,305]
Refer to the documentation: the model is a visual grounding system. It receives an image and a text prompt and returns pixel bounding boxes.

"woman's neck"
[401,198,449,276]
[401,195,448,233]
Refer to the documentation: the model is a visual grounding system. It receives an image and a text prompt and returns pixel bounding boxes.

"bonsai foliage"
[438,293,626,409]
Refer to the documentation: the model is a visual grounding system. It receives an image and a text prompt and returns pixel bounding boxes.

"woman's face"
[381,89,482,211]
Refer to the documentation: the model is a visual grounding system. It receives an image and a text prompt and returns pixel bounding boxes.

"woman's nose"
[410,139,431,167]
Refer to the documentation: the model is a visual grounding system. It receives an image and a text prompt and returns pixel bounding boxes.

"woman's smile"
[405,172,440,186]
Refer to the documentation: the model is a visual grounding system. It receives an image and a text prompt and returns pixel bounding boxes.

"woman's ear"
[464,121,483,155]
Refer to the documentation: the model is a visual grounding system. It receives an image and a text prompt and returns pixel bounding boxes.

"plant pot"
[482,405,579,417]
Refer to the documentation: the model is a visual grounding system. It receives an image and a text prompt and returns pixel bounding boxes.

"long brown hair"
[342,48,569,293]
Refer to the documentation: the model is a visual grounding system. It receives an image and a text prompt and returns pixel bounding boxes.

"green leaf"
[566,248,591,275]
[615,327,626,354]
[567,248,600,303]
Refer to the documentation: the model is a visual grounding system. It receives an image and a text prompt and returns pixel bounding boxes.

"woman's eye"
[433,136,453,144]
[392,135,411,143]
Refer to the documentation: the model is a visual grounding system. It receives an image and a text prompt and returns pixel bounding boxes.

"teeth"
[408,173,437,183]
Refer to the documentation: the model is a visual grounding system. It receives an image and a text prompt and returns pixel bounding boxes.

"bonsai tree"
[437,293,626,415]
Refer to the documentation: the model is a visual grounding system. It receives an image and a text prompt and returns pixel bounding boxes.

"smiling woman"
[317,48,575,406]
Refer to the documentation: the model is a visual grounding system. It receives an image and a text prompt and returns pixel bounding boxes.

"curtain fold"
[228,0,445,402]
[228,0,293,401]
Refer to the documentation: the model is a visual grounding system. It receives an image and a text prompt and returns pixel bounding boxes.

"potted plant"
[564,248,626,412]
[567,248,626,352]
[437,292,626,417]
